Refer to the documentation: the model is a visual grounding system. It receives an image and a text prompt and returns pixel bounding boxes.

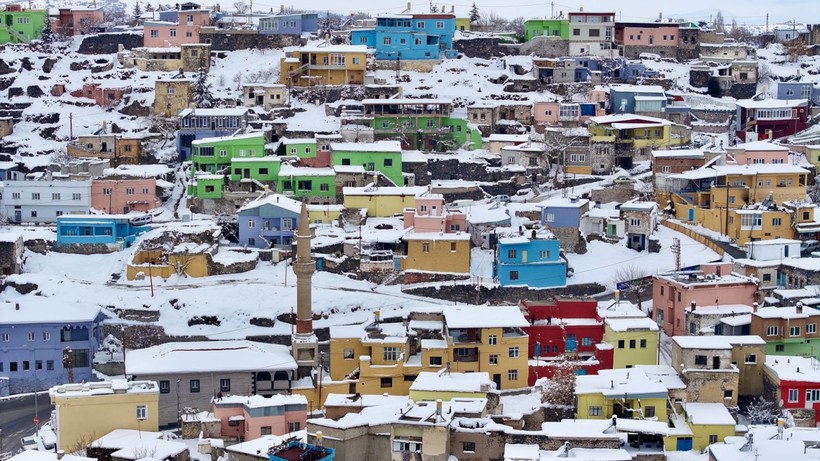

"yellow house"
[126,247,212,280]
[667,164,810,244]
[153,78,193,118]
[307,204,343,224]
[677,402,737,451]
[343,185,426,217]
[401,232,471,273]
[588,114,690,156]
[408,371,495,402]
[309,306,529,411]
[50,379,160,451]
[280,44,369,87]
[455,17,471,31]
[603,317,659,369]
[575,368,669,423]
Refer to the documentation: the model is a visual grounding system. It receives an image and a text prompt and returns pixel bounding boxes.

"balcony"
[449,328,480,344]
[503,327,527,338]
[452,347,479,362]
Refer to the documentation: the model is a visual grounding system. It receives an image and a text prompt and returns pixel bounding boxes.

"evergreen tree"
[133,1,143,18]
[469,2,480,22]
[192,67,215,108]
[41,18,54,43]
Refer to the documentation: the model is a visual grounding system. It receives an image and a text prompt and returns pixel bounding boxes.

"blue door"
[566,334,577,352]
[676,437,693,451]
[688,208,695,221]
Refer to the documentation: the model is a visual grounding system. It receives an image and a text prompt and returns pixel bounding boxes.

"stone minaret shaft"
[293,203,315,335]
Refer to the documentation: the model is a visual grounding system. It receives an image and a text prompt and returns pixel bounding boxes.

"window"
[247,219,256,228]
[429,356,442,366]
[436,21,444,29]
[52,193,60,200]
[709,435,718,444]
[767,325,778,336]
[261,426,272,435]
[23,361,30,371]
[462,441,476,453]
[11,193,19,199]
[740,214,763,229]
[640,339,647,348]
[169,29,177,37]
[509,347,519,358]
[399,38,406,45]
[46,360,53,370]
[589,406,602,416]
[508,369,518,381]
[383,37,392,45]
[617,340,625,348]
[73,193,81,200]
[282,218,293,230]
[694,355,707,365]
[644,406,655,418]
[43,332,50,341]
[16,17,30,24]
[809,324,817,334]
[30,211,37,218]
[539,250,550,259]
[791,326,801,336]
[488,334,497,345]
[380,377,393,388]
[450,224,461,232]
[744,354,757,364]
[27,332,34,341]
[320,183,329,192]
[384,158,393,167]
[629,339,636,349]
[510,270,519,281]
[35,360,42,370]
[190,379,200,393]
[544,212,555,223]
[581,337,592,347]
[159,380,170,394]
[32,193,40,200]
[630,218,641,227]
[573,28,580,36]
[150,29,158,38]
[589,28,600,37]
[220,378,230,392]
[136,405,147,420]
[773,218,782,226]
[416,21,424,28]
[393,441,421,453]
[422,243,430,253]
[126,188,135,195]
[724,389,733,399]
[10,362,17,372]
[450,242,457,252]
[103,188,113,195]
[343,348,354,360]
[489,354,498,365]
[383,346,400,361]
[287,422,301,432]
[508,249,517,259]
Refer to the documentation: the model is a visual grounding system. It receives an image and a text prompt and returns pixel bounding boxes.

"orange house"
[56,7,104,35]
[211,394,307,440]
[91,178,163,214]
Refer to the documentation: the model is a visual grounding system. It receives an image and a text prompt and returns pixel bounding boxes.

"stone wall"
[208,252,258,275]
[519,36,568,58]
[550,226,586,254]
[403,281,606,304]
[52,242,121,254]
[621,45,678,59]
[290,85,399,106]
[453,37,507,59]
[199,30,304,51]
[373,59,438,73]
[78,32,143,54]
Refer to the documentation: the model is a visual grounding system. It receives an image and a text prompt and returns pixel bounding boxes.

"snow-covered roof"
[736,98,808,109]
[178,107,249,117]
[362,98,452,105]
[503,444,539,460]
[343,185,428,196]
[225,431,306,457]
[487,134,529,143]
[403,231,471,241]
[686,303,754,315]
[111,439,188,460]
[651,148,705,159]
[126,340,296,375]
[765,356,820,383]
[8,451,95,461]
[90,429,163,449]
[409,371,494,393]
[673,335,765,349]
[214,394,307,408]
[324,393,411,407]
[604,317,658,332]
[576,368,669,397]
[331,141,402,152]
[280,137,315,145]
[501,142,546,152]
[620,200,656,212]
[732,140,790,151]
[296,43,369,53]
[0,297,102,325]
[278,164,335,176]
[540,196,590,208]
[443,305,528,329]
[609,84,666,94]
[590,113,670,125]
[191,131,265,145]
[754,305,820,319]
[237,193,302,214]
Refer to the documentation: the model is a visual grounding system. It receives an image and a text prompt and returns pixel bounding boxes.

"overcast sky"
[256,0,816,25]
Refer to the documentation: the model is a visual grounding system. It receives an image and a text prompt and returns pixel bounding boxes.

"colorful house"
[211,394,307,440]
[91,177,162,214]
[351,13,457,60]
[279,44,369,87]
[342,185,426,217]
[576,368,669,422]
[403,191,466,233]
[67,133,149,165]
[277,164,336,204]
[0,5,47,44]
[257,13,318,35]
[176,107,251,160]
[1,298,104,395]
[55,7,103,35]
[614,22,680,58]
[734,98,810,143]
[331,141,404,186]
[495,230,566,288]
[1,180,92,223]
[237,193,301,249]
[603,317,659,369]
[726,140,790,165]
[608,84,667,115]
[56,215,150,249]
[154,78,193,118]
[523,18,569,41]
[589,113,689,170]
[191,132,267,174]
[777,81,820,106]
[567,11,616,57]
[407,371,495,402]
[50,380,160,450]
[143,5,211,48]
[763,355,820,424]
[752,304,820,358]
[401,231,471,273]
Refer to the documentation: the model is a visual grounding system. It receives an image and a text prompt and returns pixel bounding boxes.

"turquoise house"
[56,215,151,248]
[351,13,457,60]
[495,230,567,288]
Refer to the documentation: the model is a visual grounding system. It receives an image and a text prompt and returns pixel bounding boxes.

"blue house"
[495,230,567,288]
[619,61,660,81]
[351,13,457,60]
[541,196,591,229]
[778,82,820,105]
[258,13,318,35]
[237,193,302,249]
[609,83,667,114]
[56,215,151,249]
[0,298,105,395]
[176,107,250,161]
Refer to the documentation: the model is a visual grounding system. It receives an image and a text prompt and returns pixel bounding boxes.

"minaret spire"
[291,202,319,378]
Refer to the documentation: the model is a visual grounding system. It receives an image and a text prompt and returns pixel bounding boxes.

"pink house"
[727,140,790,165]
[616,23,680,47]
[91,178,162,214]
[532,101,604,126]
[652,263,758,336]
[211,394,307,440]
[72,83,131,107]
[57,7,104,35]
[403,192,467,233]
[143,8,211,48]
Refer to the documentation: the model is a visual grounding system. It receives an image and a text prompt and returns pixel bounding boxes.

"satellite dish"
[779,399,785,407]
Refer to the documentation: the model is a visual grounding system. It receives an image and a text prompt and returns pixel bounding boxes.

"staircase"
[0,24,30,43]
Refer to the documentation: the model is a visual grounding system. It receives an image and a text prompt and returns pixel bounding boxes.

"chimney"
[531,229,537,240]
[767,129,773,140]
[374,309,380,325]
[57,451,65,460]
[610,380,614,389]
[519,225,523,236]
[436,399,443,416]
[753,302,758,312]
[690,301,696,311]
[15,303,19,310]
[797,302,803,314]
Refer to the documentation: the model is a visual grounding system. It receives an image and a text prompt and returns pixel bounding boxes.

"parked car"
[613,176,635,184]
[39,425,57,450]
[801,240,820,256]
[21,436,38,451]
[492,195,511,203]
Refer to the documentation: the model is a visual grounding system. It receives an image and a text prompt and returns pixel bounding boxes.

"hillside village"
[0,1,819,460]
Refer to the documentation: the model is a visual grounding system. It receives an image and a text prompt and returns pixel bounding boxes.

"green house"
[281,137,318,159]
[277,164,336,202]
[191,132,267,174]
[230,157,281,182]
[442,118,482,150]
[0,9,47,44]
[330,141,403,186]
[190,174,226,199]
[524,18,569,41]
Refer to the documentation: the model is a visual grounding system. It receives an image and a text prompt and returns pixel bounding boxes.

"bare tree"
[542,129,584,189]
[613,264,651,308]
[743,396,779,424]
[232,1,247,13]
[541,361,576,407]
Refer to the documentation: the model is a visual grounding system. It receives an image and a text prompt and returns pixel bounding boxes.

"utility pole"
[550,1,554,19]
[176,379,181,429]
[766,14,769,33]
[69,113,73,139]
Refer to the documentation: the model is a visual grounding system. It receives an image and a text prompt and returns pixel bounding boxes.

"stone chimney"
[690,301,696,311]
[797,302,803,314]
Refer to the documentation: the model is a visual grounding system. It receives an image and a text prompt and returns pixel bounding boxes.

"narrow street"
[0,393,53,454]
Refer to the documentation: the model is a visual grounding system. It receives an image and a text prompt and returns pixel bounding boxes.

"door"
[688,208,695,221]
[492,373,502,390]
[14,210,21,222]
[712,356,720,369]
[785,245,790,257]
[101,142,108,152]
[566,334,577,352]
[522,250,528,263]
[123,207,129,214]
[676,437,693,451]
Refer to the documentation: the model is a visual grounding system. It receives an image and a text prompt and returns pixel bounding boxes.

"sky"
[248,0,817,25]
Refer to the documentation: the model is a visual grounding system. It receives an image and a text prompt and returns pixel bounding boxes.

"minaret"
[292,203,319,378]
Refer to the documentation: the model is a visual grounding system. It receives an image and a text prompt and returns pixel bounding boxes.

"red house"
[764,355,820,423]
[734,98,809,143]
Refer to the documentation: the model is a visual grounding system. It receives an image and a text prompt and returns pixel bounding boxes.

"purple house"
[541,196,591,228]
[237,193,302,249]
[0,298,104,396]
[258,13,318,35]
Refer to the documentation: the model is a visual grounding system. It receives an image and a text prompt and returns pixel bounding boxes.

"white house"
[745,238,801,261]
[2,180,92,223]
